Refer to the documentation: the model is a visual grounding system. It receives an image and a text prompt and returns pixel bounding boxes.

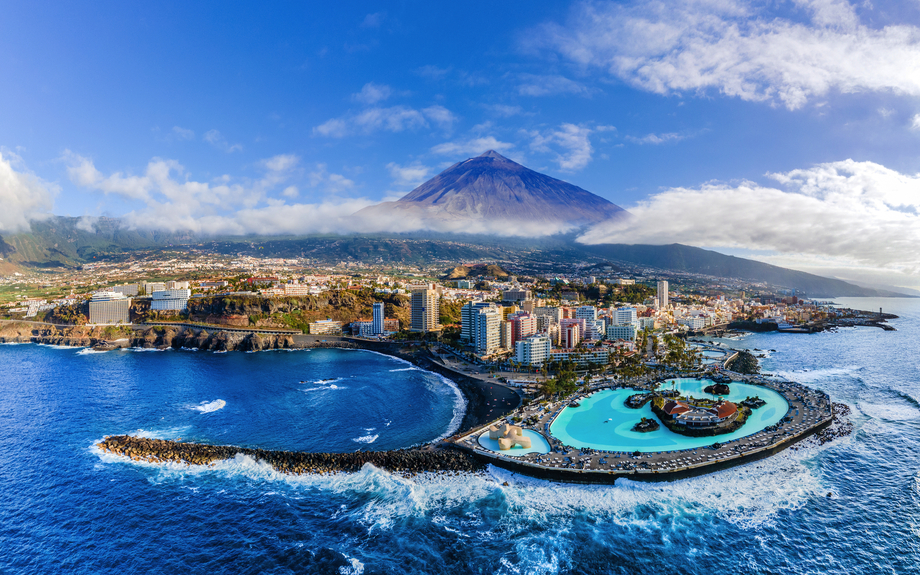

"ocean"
[1,297,918,574]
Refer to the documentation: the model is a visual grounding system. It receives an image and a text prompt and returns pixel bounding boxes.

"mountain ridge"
[0,217,910,298]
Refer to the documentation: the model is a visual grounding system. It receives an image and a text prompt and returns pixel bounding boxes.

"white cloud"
[517,73,593,97]
[625,132,685,145]
[528,123,594,170]
[579,159,920,282]
[313,105,456,137]
[532,0,920,109]
[430,136,514,157]
[386,161,432,188]
[910,113,920,130]
[203,129,243,153]
[171,126,195,141]
[64,152,365,235]
[352,82,392,105]
[0,150,55,234]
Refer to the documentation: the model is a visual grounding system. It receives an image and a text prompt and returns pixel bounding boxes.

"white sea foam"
[192,399,226,413]
[77,348,108,355]
[192,399,227,413]
[127,347,169,352]
[37,343,80,350]
[339,555,365,575]
[303,384,346,393]
[388,367,419,372]
[430,373,468,442]
[775,366,861,384]
[352,434,379,444]
[311,377,344,385]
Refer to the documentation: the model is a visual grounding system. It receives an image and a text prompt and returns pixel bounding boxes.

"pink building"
[508,312,537,346]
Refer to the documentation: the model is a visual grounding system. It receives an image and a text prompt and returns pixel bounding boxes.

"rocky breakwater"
[96,435,484,476]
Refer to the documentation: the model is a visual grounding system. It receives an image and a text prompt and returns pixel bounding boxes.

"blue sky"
[3,1,920,289]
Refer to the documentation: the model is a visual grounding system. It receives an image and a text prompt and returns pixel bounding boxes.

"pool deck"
[449,371,835,483]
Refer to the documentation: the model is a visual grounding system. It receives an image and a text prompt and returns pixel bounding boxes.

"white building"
[678,317,706,330]
[613,306,638,326]
[638,316,657,330]
[575,306,597,322]
[89,292,131,324]
[474,306,503,355]
[166,280,190,290]
[607,324,637,342]
[515,334,552,367]
[549,348,609,367]
[151,288,191,311]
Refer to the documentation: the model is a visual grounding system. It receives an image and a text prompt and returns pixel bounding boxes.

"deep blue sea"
[1,297,919,574]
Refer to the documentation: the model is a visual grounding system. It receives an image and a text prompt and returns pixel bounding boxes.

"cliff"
[0,321,297,352]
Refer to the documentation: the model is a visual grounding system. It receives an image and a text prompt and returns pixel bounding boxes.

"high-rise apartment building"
[474,306,502,355]
[507,312,537,346]
[561,323,581,349]
[657,280,669,309]
[461,301,494,342]
[410,289,440,332]
[372,302,385,335]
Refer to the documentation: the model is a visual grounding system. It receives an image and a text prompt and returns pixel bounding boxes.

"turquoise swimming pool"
[549,378,789,452]
[478,429,551,456]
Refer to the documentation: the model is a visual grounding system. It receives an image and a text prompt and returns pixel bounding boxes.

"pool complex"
[549,378,789,452]
[478,429,551,456]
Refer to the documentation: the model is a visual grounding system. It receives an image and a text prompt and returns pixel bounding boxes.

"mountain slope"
[352,150,626,229]
[581,243,904,297]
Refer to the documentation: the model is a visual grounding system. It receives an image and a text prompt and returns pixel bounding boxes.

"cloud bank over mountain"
[0,151,55,234]
[579,159,920,286]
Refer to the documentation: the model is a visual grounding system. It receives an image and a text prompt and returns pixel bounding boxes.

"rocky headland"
[0,321,299,352]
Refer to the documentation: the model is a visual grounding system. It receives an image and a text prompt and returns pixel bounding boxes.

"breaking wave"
[192,399,226,413]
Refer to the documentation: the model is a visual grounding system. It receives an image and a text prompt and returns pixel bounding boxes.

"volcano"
[352,150,626,232]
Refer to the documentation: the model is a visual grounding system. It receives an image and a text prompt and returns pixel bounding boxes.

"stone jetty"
[97,435,484,476]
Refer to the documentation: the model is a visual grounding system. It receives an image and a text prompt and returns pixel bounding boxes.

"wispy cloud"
[386,161,432,188]
[530,0,920,109]
[314,105,456,138]
[527,123,594,170]
[203,129,242,153]
[579,159,920,282]
[430,136,514,157]
[171,126,195,141]
[351,82,392,105]
[360,12,386,29]
[625,132,686,145]
[517,73,593,97]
